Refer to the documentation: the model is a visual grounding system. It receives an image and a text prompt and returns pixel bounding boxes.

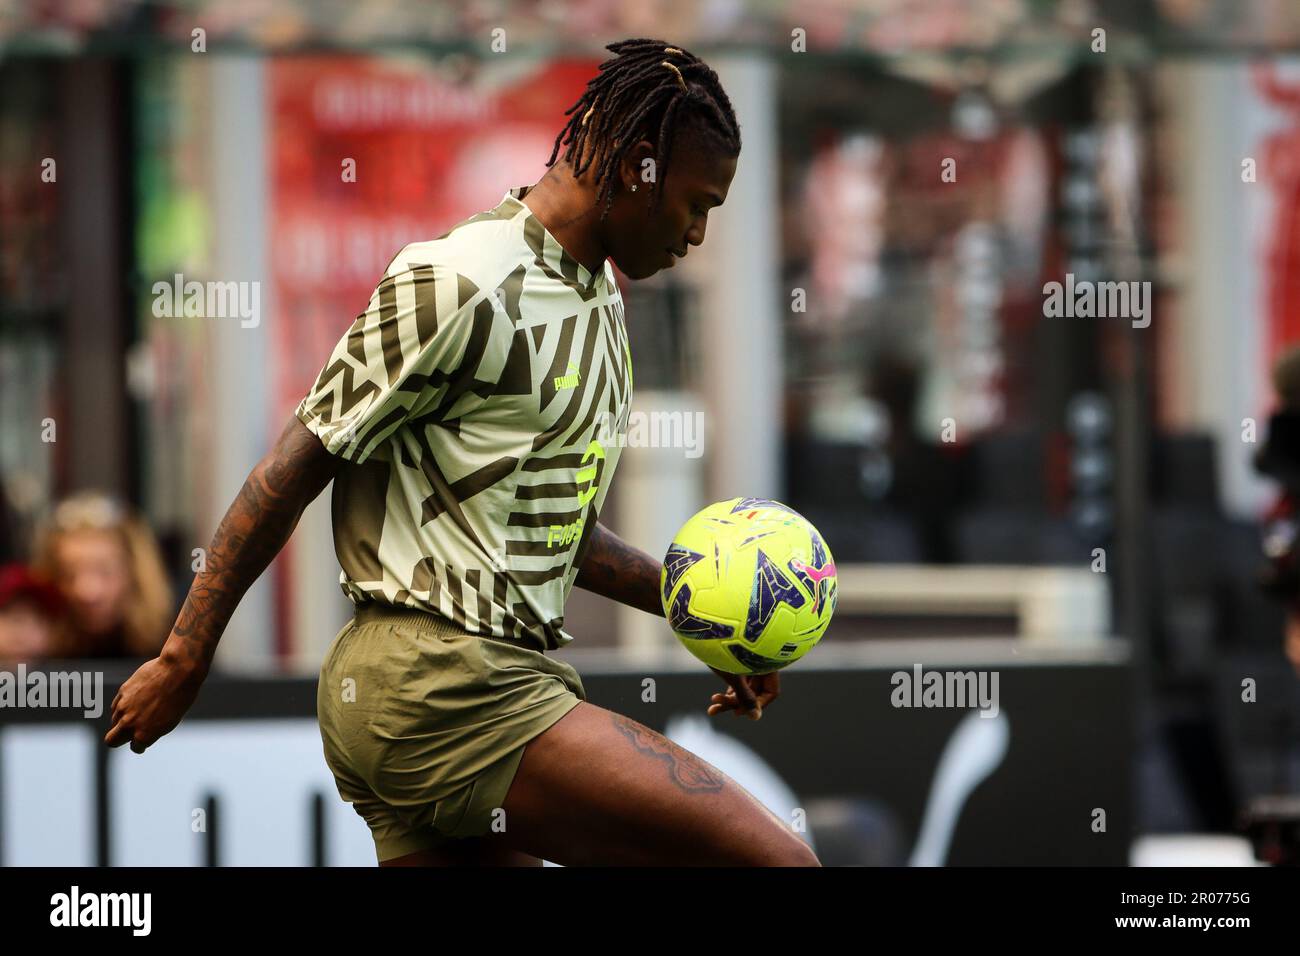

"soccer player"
[106,38,819,867]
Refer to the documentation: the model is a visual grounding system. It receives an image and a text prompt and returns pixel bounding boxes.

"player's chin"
[617,255,664,281]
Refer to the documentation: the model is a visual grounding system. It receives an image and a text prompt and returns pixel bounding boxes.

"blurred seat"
[1149,507,1226,678]
[784,438,881,512]
[1144,432,1230,675]
[795,505,923,564]
[953,508,1088,565]
[1217,517,1285,652]
[1150,433,1220,509]
[785,437,926,563]
[965,430,1047,510]
[950,429,1093,565]
[1213,651,1300,806]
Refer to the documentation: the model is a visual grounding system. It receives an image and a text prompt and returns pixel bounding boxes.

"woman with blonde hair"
[33,491,173,659]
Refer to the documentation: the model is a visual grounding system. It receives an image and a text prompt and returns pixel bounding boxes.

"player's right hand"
[104,652,207,754]
[706,665,778,720]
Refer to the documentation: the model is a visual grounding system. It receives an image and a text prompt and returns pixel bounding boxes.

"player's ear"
[619,140,656,193]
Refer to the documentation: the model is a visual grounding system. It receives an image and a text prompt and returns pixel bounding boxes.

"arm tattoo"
[610,712,725,793]
[574,522,664,617]
[167,416,339,669]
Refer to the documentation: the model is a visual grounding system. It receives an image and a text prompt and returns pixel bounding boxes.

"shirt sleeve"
[295,254,495,464]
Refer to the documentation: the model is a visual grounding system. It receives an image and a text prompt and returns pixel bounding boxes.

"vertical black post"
[203,792,219,867]
[310,791,326,867]
[95,731,111,867]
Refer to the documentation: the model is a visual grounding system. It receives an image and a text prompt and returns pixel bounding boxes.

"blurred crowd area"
[2,0,1300,840]
[4,0,1300,51]
[2,4,1298,654]
[0,491,169,663]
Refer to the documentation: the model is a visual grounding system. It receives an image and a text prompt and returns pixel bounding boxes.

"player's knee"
[738,827,821,867]
[768,838,822,867]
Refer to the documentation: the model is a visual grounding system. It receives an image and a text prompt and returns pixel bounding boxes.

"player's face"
[606,140,737,280]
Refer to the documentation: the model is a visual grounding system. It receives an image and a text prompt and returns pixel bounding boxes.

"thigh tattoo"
[610,712,725,794]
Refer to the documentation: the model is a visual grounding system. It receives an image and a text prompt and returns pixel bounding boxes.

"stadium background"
[2,0,1299,865]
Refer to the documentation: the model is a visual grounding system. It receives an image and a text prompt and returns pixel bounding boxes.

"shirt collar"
[501,184,607,293]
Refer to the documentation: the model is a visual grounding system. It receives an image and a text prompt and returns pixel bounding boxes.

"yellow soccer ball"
[660,497,837,675]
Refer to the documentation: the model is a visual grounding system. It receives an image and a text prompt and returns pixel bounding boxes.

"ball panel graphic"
[659,497,837,674]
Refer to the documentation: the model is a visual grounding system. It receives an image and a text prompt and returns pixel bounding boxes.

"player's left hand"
[707,666,779,720]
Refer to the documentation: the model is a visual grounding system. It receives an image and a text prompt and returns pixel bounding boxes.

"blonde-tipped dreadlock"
[546,38,741,221]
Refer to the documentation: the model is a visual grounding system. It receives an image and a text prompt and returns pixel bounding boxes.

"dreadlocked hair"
[546,38,741,221]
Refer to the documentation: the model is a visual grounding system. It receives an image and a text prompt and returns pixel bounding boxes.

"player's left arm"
[574,521,662,617]
[574,521,776,720]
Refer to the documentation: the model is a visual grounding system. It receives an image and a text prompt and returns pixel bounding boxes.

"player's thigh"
[497,701,819,866]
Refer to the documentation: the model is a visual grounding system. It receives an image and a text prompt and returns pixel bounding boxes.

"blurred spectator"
[32,492,172,659]
[0,563,63,664]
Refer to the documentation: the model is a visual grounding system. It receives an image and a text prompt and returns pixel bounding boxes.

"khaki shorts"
[317,602,586,862]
